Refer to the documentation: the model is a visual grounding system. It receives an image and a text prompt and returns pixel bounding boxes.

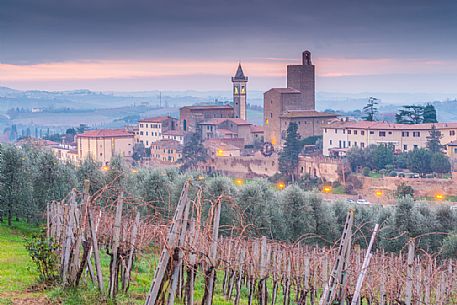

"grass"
[0,220,278,304]
[0,220,40,294]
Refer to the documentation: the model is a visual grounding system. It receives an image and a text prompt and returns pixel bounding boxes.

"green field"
[0,221,288,305]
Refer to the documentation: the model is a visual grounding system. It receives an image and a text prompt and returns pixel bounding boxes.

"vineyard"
[46,179,456,305]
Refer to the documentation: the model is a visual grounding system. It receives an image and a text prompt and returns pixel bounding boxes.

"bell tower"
[232,63,248,120]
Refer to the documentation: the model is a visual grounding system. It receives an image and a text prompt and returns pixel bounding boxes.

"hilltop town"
[10,51,457,204]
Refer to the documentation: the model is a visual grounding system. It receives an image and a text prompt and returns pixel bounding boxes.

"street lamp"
[323,186,332,193]
[276,181,286,190]
[101,165,110,172]
[375,190,383,198]
[435,193,444,201]
[234,178,245,186]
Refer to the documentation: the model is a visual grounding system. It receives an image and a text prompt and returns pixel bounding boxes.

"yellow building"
[323,121,457,156]
[76,129,134,164]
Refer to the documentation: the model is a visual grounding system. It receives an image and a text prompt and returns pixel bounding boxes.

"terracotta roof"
[327,121,457,130]
[267,88,301,94]
[77,129,133,138]
[16,138,60,147]
[204,139,241,151]
[204,137,244,148]
[216,128,237,135]
[163,129,185,136]
[139,116,172,123]
[181,105,233,111]
[152,139,183,150]
[199,118,251,126]
[280,110,339,118]
[250,125,264,133]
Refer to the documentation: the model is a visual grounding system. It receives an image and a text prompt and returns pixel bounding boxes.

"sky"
[1,0,457,94]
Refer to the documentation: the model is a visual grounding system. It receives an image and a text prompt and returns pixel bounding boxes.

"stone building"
[232,64,248,120]
[264,51,337,146]
[150,139,183,163]
[179,105,234,133]
[76,129,134,165]
[199,118,254,146]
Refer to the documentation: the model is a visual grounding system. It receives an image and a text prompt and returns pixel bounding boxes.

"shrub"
[389,171,397,177]
[395,182,415,198]
[25,229,60,283]
[362,167,370,177]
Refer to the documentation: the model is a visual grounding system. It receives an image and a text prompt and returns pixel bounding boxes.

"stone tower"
[286,50,315,110]
[232,63,248,120]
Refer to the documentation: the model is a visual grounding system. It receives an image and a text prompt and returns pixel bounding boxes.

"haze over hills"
[1,85,457,136]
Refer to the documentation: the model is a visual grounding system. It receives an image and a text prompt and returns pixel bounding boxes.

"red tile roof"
[152,139,183,150]
[77,129,133,138]
[250,125,264,133]
[139,116,173,123]
[328,121,457,130]
[216,128,237,135]
[181,105,233,111]
[199,118,251,125]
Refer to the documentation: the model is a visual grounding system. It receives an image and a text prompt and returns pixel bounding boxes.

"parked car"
[346,199,355,204]
[356,199,371,205]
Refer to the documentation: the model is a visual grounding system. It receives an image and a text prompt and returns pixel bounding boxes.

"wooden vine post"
[319,209,354,305]
[351,224,380,305]
[145,181,191,305]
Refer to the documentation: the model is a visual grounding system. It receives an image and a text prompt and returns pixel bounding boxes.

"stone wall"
[360,175,457,197]
[297,156,342,182]
[200,152,278,178]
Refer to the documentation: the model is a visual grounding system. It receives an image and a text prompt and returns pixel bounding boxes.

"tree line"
[0,144,455,257]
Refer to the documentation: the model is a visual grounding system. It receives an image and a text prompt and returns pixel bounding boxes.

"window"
[361,142,365,148]
[370,131,374,135]
[354,141,357,146]
[348,141,351,147]
[343,129,346,134]
[140,131,144,135]
[335,129,338,134]
[339,140,342,148]
[414,144,418,149]
[413,132,421,137]
[361,131,365,135]
[402,131,409,137]
[388,131,392,135]
[146,124,148,128]
[270,113,273,118]
[348,130,351,134]
[450,130,456,136]
[325,128,327,133]
[403,145,408,150]
[454,148,457,153]
[329,140,333,145]
[379,131,386,137]
[146,131,149,136]
[354,130,358,135]
[343,141,346,148]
